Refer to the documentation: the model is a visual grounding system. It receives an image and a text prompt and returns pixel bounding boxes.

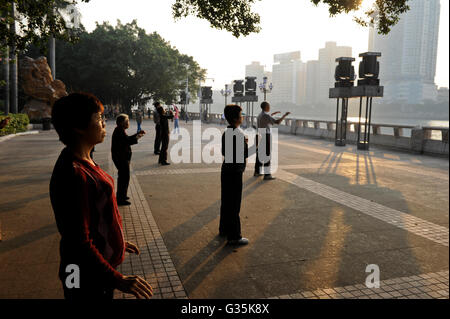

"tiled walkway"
[114,173,187,299]
[115,165,449,299]
[270,270,449,299]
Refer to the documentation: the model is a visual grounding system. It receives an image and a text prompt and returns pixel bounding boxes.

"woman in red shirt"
[50,93,153,299]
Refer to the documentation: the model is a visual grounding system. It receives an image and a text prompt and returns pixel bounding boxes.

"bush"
[0,113,30,137]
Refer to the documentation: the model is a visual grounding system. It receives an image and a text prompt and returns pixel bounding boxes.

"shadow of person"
[209,170,436,298]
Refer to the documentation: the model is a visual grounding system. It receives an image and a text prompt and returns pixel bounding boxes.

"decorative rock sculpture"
[19,56,68,122]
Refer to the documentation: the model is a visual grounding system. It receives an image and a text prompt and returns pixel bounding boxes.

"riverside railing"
[187,112,449,156]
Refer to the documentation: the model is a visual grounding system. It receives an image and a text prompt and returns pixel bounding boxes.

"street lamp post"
[259,76,273,102]
[184,64,189,113]
[220,84,232,108]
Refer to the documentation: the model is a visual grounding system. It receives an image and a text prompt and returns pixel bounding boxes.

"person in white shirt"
[254,101,290,180]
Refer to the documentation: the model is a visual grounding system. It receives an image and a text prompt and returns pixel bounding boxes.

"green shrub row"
[0,112,30,137]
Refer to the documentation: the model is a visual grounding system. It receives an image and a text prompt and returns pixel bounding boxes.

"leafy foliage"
[0,112,29,136]
[173,0,410,37]
[0,0,89,54]
[172,0,261,37]
[29,20,206,114]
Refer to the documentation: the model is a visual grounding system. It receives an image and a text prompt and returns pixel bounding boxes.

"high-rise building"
[369,0,440,104]
[305,60,320,105]
[270,51,306,106]
[317,42,352,104]
[437,87,449,104]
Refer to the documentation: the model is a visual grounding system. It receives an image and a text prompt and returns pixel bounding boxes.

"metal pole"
[358,96,363,144]
[342,98,348,144]
[10,2,17,114]
[364,96,369,143]
[367,97,373,146]
[3,46,10,115]
[335,98,340,142]
[251,102,254,128]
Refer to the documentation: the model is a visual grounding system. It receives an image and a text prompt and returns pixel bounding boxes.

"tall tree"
[172,0,410,37]
[0,0,89,54]
[53,20,205,114]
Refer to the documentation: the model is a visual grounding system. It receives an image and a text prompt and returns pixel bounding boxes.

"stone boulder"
[19,56,68,121]
[22,99,52,122]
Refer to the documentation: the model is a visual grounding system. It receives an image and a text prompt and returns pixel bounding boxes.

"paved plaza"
[0,119,448,299]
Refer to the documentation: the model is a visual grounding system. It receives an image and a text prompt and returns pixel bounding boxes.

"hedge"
[0,113,30,137]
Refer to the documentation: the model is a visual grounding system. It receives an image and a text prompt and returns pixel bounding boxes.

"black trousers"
[159,134,169,164]
[113,159,130,201]
[219,170,243,241]
[154,124,161,153]
[254,133,271,175]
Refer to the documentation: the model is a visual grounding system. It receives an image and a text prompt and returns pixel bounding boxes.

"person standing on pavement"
[153,102,162,155]
[173,105,180,134]
[112,114,146,206]
[254,101,290,180]
[219,104,255,246]
[157,104,174,166]
[136,110,143,133]
[50,92,153,299]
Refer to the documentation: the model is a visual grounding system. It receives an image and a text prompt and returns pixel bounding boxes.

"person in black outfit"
[111,114,145,206]
[153,102,162,155]
[157,105,174,166]
[219,104,255,245]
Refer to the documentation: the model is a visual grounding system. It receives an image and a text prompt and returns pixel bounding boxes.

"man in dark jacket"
[153,102,162,155]
[220,104,255,245]
[157,105,174,166]
[112,114,145,205]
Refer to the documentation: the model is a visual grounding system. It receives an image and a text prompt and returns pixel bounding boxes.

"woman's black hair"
[52,92,104,146]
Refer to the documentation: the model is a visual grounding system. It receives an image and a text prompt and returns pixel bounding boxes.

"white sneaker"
[228,238,249,246]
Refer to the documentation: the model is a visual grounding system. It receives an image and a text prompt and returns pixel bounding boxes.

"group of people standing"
[48,91,290,299]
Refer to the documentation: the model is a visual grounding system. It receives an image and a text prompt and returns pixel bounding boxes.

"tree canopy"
[28,20,206,113]
[1,0,88,53]
[1,0,410,53]
[172,0,410,37]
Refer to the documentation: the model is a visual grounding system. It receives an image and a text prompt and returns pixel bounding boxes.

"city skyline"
[77,0,449,90]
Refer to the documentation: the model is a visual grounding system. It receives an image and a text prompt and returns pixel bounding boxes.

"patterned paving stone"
[270,270,449,299]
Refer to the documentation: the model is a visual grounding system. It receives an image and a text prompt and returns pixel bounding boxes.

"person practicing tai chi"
[153,102,161,155]
[220,104,256,246]
[156,103,174,166]
[50,93,153,299]
[254,101,290,180]
[112,114,146,206]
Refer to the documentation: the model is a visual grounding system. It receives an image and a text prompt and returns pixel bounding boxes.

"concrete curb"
[0,130,40,143]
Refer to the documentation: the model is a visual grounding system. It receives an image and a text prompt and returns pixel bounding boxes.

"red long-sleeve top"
[50,148,125,288]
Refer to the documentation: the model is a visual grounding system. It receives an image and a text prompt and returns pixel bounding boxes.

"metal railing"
[187,112,449,156]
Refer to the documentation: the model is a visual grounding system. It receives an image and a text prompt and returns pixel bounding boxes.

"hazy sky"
[78,0,449,90]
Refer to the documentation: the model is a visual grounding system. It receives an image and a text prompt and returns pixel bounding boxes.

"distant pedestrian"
[136,110,143,133]
[219,104,255,246]
[173,105,180,134]
[50,93,153,300]
[153,102,161,155]
[254,101,290,180]
[112,114,146,206]
[157,105,174,166]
